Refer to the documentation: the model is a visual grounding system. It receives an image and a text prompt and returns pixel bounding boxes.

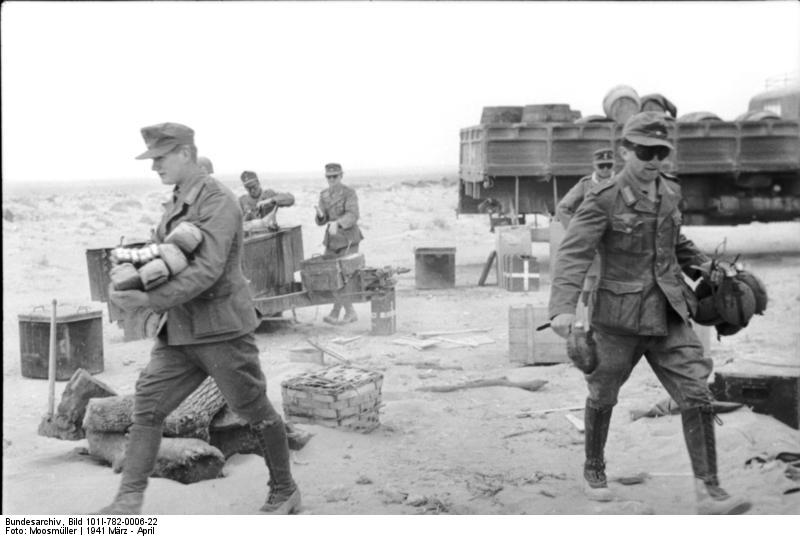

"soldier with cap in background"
[96,122,301,515]
[555,147,616,312]
[315,162,364,324]
[548,112,750,514]
[239,170,295,231]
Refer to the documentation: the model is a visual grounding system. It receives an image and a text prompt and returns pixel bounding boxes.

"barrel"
[480,106,523,125]
[370,289,396,336]
[735,110,781,121]
[678,111,722,122]
[602,85,640,124]
[522,104,575,123]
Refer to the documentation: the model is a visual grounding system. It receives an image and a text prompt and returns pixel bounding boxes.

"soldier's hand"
[329,221,339,235]
[551,313,576,339]
[108,286,150,312]
[700,260,736,286]
[257,198,277,212]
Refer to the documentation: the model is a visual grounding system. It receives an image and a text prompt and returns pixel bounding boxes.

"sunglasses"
[326,174,340,180]
[597,163,613,170]
[632,144,671,162]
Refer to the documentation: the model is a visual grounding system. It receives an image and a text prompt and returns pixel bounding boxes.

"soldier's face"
[246,183,262,198]
[621,144,668,183]
[594,161,614,180]
[326,172,342,188]
[151,147,189,185]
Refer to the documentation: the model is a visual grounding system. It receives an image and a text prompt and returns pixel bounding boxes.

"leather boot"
[583,401,614,502]
[682,406,751,515]
[251,418,301,514]
[340,303,358,324]
[323,304,342,325]
[94,424,162,514]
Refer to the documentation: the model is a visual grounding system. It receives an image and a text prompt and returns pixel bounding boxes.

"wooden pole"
[48,299,58,417]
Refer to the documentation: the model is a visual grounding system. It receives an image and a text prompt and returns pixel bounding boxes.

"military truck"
[458,84,800,225]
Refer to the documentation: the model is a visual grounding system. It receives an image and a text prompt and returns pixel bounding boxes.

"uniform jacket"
[548,169,709,336]
[556,173,602,228]
[239,188,295,222]
[315,184,364,251]
[147,170,258,345]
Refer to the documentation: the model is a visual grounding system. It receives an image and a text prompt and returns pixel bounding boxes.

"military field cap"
[592,148,615,163]
[622,112,674,149]
[325,163,343,175]
[197,156,214,174]
[240,170,259,186]
[135,122,195,160]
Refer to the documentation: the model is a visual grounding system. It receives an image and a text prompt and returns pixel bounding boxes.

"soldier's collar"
[174,170,207,206]
[618,169,660,206]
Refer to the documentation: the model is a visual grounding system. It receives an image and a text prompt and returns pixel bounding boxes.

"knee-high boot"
[251,418,301,514]
[94,424,162,514]
[583,400,614,502]
[681,406,751,515]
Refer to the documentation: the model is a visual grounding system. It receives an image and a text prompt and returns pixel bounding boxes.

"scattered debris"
[391,337,439,350]
[356,475,373,485]
[417,377,547,393]
[324,486,351,503]
[405,493,427,507]
[306,339,351,364]
[539,489,556,498]
[332,336,364,345]
[564,413,584,432]
[394,360,463,371]
[516,405,584,418]
[435,335,495,347]
[502,427,547,439]
[413,328,492,339]
[630,397,744,421]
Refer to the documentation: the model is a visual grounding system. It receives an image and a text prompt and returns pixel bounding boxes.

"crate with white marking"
[501,254,540,292]
[281,365,383,432]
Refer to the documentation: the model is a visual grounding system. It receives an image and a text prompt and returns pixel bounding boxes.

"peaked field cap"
[622,111,673,149]
[592,148,615,163]
[240,170,259,185]
[325,163,342,174]
[135,122,195,160]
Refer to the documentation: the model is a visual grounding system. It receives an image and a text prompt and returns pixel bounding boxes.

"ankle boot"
[583,400,614,502]
[681,406,751,515]
[251,418,301,514]
[340,304,357,324]
[323,305,342,325]
[94,424,162,514]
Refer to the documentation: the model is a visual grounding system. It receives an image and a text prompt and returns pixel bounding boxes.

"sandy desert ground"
[2,172,800,516]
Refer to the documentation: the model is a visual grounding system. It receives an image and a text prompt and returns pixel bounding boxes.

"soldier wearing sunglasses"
[547,112,750,515]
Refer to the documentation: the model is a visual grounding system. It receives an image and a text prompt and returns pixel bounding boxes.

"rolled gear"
[713,276,756,328]
[165,222,203,255]
[138,259,170,291]
[110,263,143,291]
[566,322,598,374]
[158,243,189,276]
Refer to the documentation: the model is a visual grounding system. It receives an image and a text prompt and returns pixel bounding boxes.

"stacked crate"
[281,365,383,432]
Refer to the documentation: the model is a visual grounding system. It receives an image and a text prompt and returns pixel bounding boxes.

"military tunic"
[548,169,713,408]
[239,189,295,222]
[316,184,364,255]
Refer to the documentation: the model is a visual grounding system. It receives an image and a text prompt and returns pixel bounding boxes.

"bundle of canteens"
[109,221,202,291]
[39,369,311,485]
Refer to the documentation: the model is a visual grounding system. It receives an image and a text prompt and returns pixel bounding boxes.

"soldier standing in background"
[555,147,616,312]
[239,170,295,231]
[315,162,364,324]
[96,123,301,515]
[548,112,750,515]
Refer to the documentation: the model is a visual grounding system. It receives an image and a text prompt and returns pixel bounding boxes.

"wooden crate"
[281,365,383,432]
[508,305,569,366]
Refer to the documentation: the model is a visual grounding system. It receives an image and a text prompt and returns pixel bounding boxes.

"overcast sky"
[2,1,799,184]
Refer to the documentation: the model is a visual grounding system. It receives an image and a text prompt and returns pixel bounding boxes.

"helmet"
[735,270,768,315]
[693,280,721,326]
[714,276,757,327]
[566,323,598,374]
